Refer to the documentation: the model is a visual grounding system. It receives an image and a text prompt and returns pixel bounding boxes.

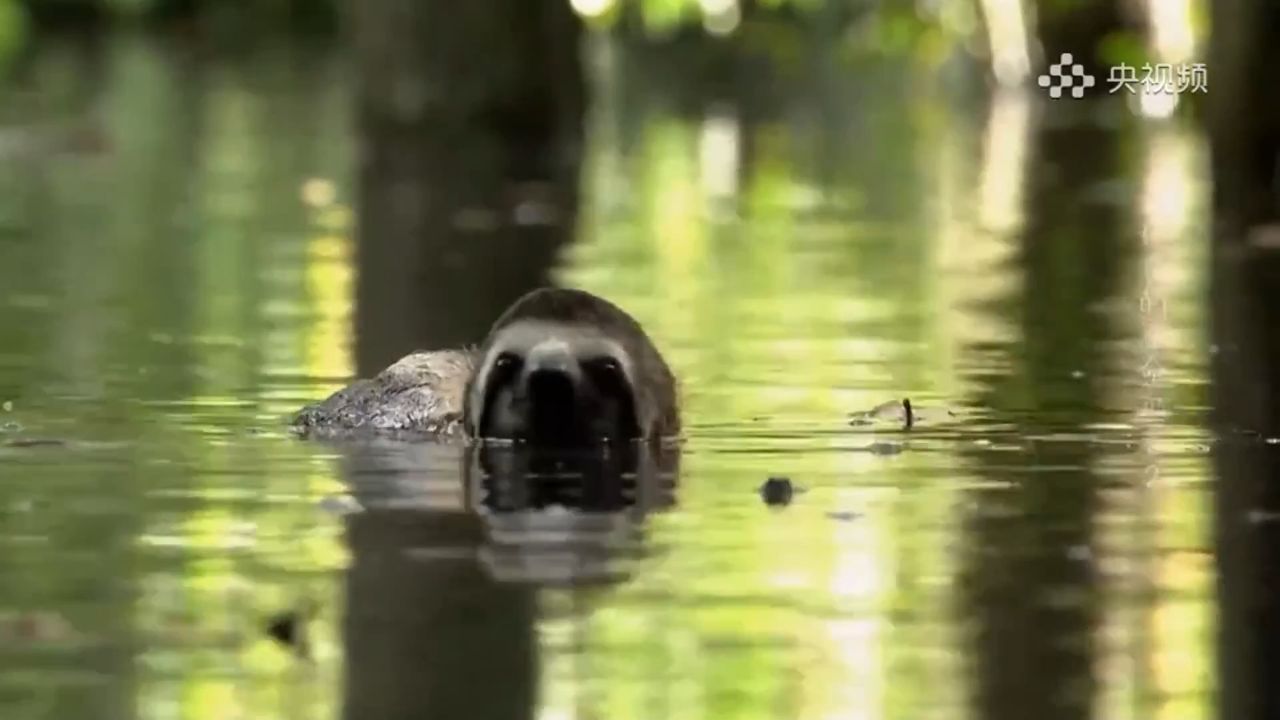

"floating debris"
[1266,437,1280,445]
[760,477,794,507]
[1071,370,1086,379]
[849,398,955,430]
[1,400,11,412]
[826,511,860,522]
[850,399,910,427]
[265,605,315,659]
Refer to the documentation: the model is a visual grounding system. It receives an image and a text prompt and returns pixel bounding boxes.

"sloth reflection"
[464,442,680,585]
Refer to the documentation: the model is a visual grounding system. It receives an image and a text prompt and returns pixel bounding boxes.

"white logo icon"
[1037,53,1096,99]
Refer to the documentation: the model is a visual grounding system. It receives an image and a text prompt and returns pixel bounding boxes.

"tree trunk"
[957,112,1126,720]
[1209,2,1280,720]
[350,0,586,372]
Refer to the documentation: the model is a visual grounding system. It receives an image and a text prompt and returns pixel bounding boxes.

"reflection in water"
[465,443,680,584]
[0,33,1219,720]
[976,89,1031,237]
[937,86,1028,407]
[1122,119,1211,720]
[341,440,680,720]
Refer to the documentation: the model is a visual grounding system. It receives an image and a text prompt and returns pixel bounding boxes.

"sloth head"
[463,288,679,446]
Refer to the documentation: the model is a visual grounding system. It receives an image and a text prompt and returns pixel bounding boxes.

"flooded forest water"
[0,34,1225,720]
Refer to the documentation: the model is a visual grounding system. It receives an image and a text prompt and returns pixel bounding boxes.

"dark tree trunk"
[340,4,588,715]
[1209,3,1280,720]
[958,107,1129,720]
[342,497,538,720]
[350,0,586,373]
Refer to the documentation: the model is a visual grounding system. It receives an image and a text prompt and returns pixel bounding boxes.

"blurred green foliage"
[0,0,27,69]
[1097,30,1149,68]
[0,0,1210,98]
[0,0,964,52]
[12,0,338,30]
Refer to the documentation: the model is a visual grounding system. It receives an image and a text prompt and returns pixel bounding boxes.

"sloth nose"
[521,342,581,398]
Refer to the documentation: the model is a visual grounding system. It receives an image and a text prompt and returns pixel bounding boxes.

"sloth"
[292,288,680,445]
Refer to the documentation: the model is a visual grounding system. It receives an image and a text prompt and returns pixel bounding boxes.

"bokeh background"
[2,1,1280,720]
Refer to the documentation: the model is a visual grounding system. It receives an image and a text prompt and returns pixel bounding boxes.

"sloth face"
[469,321,642,446]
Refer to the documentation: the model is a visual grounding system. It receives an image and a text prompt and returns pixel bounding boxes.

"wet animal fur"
[292,288,679,442]
[291,350,476,438]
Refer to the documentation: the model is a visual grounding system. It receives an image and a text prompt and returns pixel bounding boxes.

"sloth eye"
[493,352,522,375]
[587,357,623,377]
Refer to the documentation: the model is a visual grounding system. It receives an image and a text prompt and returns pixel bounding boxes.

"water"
[0,35,1216,719]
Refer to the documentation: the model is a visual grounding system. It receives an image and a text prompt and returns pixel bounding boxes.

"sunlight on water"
[553,51,1213,720]
[0,34,1217,720]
